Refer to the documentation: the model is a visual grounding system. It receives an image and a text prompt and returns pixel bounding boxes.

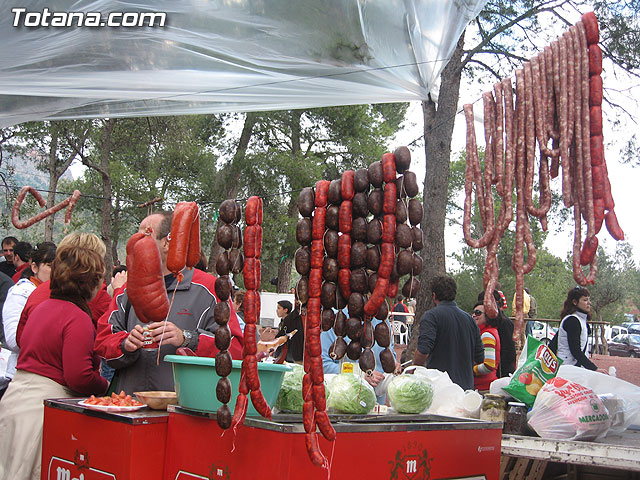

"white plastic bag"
[557,365,640,433]
[528,376,611,441]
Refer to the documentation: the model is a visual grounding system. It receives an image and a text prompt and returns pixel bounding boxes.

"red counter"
[42,399,169,480]
[163,406,502,480]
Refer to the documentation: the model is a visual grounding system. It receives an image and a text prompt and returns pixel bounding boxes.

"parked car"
[607,334,640,358]
[627,323,640,335]
[530,321,557,345]
[610,325,629,339]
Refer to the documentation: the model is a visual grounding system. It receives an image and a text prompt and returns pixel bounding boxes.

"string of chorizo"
[12,186,81,229]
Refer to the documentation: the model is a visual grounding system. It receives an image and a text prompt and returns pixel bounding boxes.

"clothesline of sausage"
[463,12,625,346]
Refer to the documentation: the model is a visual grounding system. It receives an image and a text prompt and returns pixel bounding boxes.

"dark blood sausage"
[380,348,396,373]
[367,218,383,244]
[229,248,244,273]
[402,171,419,198]
[350,241,367,269]
[346,340,362,360]
[325,205,340,231]
[368,189,384,216]
[366,246,381,271]
[214,299,230,325]
[324,228,339,256]
[396,200,408,224]
[322,257,339,283]
[351,217,367,242]
[217,223,234,250]
[374,319,391,347]
[396,249,413,276]
[219,199,237,224]
[394,146,411,173]
[328,179,342,205]
[408,198,423,226]
[411,227,424,251]
[215,250,230,276]
[12,186,82,229]
[395,224,412,249]
[368,161,384,188]
[352,192,369,217]
[295,247,311,275]
[354,168,370,193]
[296,218,312,245]
[298,187,315,217]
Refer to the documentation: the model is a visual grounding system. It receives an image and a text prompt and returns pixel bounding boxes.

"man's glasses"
[472,309,484,316]
[2,249,13,253]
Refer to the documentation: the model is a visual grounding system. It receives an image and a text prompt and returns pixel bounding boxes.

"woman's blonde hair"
[50,244,106,316]
[58,232,106,258]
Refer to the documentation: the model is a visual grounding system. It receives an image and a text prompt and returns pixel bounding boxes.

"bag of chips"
[528,377,611,441]
[503,336,561,407]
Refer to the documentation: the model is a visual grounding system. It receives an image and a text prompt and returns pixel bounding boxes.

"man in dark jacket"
[274,300,304,362]
[414,275,484,390]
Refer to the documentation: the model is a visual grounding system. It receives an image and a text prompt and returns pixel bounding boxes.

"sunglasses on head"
[472,309,484,316]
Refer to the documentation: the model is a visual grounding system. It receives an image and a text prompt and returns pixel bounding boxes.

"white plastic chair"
[391,320,409,344]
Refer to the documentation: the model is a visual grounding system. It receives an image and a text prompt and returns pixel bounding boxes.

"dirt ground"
[591,354,640,386]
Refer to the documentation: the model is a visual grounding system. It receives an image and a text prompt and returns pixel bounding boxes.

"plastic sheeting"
[0,0,487,128]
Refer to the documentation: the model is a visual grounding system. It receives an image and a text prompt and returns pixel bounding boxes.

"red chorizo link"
[250,389,272,419]
[590,136,604,166]
[605,210,625,241]
[245,196,261,225]
[382,214,396,243]
[310,240,324,269]
[593,198,605,233]
[381,152,396,183]
[589,106,603,136]
[337,268,352,300]
[303,399,315,433]
[315,180,330,207]
[312,208,327,240]
[303,373,313,402]
[337,234,351,269]
[383,183,397,214]
[589,75,603,107]
[588,44,602,75]
[338,201,352,234]
[580,236,599,266]
[315,410,336,442]
[582,12,599,44]
[243,225,259,258]
[341,170,355,200]
[12,186,82,229]
[305,432,326,467]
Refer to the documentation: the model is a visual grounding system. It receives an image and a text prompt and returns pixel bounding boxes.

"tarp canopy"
[0,0,487,128]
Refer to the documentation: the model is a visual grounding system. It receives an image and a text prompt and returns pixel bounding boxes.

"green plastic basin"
[164,355,291,415]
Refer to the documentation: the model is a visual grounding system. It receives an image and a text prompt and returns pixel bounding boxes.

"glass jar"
[504,402,528,435]
[479,394,506,422]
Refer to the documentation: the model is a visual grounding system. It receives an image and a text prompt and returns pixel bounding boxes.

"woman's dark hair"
[430,275,456,301]
[20,241,57,279]
[50,244,106,317]
[560,286,591,319]
[277,300,293,314]
[473,301,499,328]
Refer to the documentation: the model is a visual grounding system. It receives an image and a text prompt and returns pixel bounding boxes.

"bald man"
[95,211,244,394]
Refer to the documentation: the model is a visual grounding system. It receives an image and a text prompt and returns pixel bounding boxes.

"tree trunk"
[111,194,122,266]
[276,111,302,294]
[208,113,258,272]
[99,119,116,278]
[408,31,466,357]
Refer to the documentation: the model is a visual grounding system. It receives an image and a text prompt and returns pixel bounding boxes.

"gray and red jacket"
[94,268,243,394]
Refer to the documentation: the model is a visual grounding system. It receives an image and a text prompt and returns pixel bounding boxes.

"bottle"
[504,401,528,435]
[479,394,506,422]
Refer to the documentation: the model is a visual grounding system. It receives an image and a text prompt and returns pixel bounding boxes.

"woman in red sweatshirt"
[0,241,109,480]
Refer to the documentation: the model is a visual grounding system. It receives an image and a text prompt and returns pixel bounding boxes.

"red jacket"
[94,268,244,394]
[16,280,111,347]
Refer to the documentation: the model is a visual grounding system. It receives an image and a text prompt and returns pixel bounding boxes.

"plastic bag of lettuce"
[327,373,376,414]
[388,374,434,414]
[275,364,305,413]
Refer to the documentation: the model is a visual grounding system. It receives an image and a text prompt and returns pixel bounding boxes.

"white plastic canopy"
[0,0,487,128]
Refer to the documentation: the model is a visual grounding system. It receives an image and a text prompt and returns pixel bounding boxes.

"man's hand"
[110,271,127,291]
[123,324,145,352]
[148,321,185,347]
[364,370,384,388]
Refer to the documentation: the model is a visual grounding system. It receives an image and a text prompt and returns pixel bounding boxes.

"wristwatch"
[180,329,194,347]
